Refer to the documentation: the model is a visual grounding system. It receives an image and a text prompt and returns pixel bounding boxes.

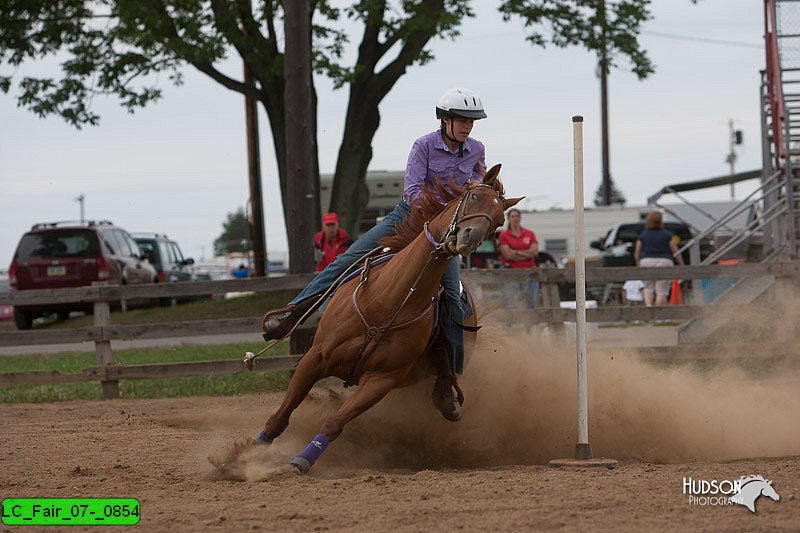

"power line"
[642,30,763,49]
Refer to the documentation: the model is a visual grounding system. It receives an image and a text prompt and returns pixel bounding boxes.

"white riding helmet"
[436,87,487,120]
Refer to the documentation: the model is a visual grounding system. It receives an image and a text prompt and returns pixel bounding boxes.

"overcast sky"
[0,0,766,268]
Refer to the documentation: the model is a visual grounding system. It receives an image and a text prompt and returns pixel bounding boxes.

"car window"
[109,231,131,257]
[16,231,98,260]
[474,238,495,254]
[616,225,644,244]
[158,240,174,265]
[137,240,158,265]
[170,243,185,263]
[123,233,142,258]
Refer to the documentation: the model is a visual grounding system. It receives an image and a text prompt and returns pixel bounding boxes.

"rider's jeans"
[290,199,465,375]
[441,256,464,375]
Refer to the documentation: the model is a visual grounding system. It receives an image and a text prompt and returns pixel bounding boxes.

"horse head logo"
[730,475,780,513]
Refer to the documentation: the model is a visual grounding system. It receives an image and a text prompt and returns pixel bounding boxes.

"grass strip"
[0,341,291,403]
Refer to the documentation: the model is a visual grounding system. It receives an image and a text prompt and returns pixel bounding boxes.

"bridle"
[424,183,502,257]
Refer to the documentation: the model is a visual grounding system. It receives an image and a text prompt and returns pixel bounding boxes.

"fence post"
[689,241,703,304]
[540,268,564,338]
[93,282,119,399]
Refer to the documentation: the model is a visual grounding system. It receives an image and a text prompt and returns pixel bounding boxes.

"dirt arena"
[3,324,800,531]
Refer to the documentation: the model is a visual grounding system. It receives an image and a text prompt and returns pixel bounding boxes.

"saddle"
[345,253,479,380]
[341,251,479,333]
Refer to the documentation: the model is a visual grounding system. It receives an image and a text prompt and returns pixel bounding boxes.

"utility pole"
[74,194,85,223]
[725,119,743,200]
[244,64,267,277]
[599,0,612,206]
[241,6,267,278]
[284,0,317,274]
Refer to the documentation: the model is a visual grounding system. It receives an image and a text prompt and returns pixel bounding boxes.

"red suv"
[8,220,158,329]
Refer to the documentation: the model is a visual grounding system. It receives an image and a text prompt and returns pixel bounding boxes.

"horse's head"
[447,164,523,256]
[762,480,780,502]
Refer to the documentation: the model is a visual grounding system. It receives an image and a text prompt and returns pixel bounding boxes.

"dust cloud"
[201,299,800,478]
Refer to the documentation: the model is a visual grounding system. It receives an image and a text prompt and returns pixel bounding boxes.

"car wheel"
[13,309,33,330]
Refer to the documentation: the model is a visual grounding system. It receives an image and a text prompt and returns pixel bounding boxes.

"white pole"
[572,116,589,447]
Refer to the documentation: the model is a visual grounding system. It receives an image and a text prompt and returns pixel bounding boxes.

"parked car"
[0,273,13,322]
[589,221,698,267]
[132,233,197,305]
[8,220,158,329]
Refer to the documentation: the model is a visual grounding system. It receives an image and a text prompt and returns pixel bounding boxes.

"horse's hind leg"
[258,349,325,444]
[287,373,395,474]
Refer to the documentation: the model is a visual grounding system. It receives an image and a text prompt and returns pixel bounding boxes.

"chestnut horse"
[256,164,521,473]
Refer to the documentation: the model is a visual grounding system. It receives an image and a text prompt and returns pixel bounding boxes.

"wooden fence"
[1,261,797,398]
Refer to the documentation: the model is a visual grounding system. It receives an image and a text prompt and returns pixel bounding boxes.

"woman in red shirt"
[498,208,540,308]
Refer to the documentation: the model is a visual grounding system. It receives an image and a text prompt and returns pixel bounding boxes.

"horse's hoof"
[255,431,273,445]
[287,457,311,475]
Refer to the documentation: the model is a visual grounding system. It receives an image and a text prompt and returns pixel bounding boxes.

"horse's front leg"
[287,372,396,474]
[257,349,324,444]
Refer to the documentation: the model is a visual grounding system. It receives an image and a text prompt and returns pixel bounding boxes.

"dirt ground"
[2,323,800,531]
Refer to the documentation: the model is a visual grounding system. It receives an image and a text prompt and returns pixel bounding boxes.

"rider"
[262,87,488,421]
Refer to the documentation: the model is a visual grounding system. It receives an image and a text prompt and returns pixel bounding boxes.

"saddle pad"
[339,252,397,286]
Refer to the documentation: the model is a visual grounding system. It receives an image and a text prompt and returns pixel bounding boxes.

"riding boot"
[432,375,462,422]
[261,297,318,342]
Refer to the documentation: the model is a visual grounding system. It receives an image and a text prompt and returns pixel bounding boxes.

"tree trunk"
[257,66,321,260]
[329,84,381,236]
[284,0,317,274]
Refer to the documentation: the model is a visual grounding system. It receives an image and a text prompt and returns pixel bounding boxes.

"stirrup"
[261,304,301,342]
[262,304,294,329]
[261,298,318,342]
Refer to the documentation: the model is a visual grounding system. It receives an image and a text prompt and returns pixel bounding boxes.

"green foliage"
[0,0,469,125]
[213,207,250,256]
[593,179,627,206]
[499,0,655,79]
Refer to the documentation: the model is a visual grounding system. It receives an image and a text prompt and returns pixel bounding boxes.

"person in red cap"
[314,213,353,272]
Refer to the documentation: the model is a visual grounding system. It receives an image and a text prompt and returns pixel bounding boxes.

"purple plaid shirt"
[403,130,486,204]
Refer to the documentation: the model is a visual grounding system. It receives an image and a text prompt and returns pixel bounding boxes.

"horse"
[254,164,521,474]
[730,475,780,513]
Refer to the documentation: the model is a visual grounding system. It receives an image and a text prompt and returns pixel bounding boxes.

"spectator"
[314,212,353,272]
[498,208,540,308]
[232,262,250,279]
[634,211,684,306]
[622,279,644,305]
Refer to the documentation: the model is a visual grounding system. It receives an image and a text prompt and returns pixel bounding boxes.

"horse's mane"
[381,173,505,252]
[739,475,767,485]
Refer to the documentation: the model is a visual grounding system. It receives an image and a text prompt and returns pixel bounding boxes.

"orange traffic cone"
[669,280,683,305]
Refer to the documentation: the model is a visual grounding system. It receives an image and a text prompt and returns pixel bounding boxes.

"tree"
[499,1,654,79]
[213,207,251,256]
[593,180,627,207]
[500,0,654,206]
[0,1,473,239]
[1,1,663,252]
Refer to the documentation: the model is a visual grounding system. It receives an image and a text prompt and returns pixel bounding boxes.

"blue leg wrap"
[288,434,329,474]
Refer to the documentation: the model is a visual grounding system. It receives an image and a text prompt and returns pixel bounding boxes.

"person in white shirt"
[622,279,644,305]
